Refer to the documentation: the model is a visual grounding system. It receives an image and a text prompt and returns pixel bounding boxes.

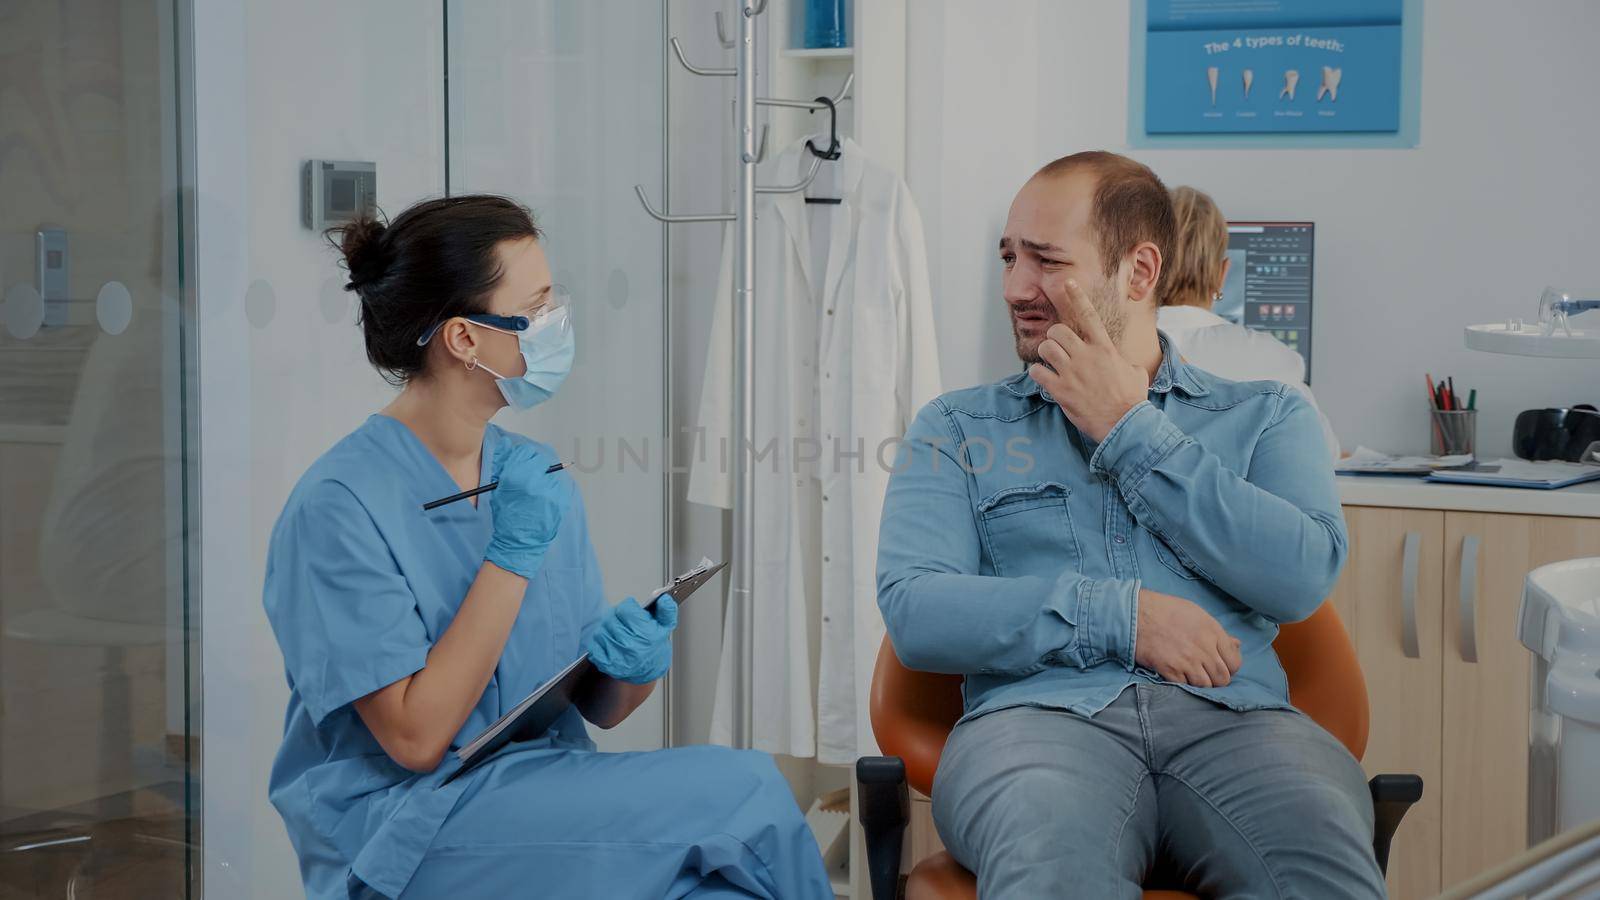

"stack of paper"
[1336,446,1476,476]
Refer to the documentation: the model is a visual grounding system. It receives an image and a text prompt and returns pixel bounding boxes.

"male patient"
[876,151,1384,899]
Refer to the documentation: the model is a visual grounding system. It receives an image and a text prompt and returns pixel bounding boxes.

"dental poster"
[1143,0,1403,135]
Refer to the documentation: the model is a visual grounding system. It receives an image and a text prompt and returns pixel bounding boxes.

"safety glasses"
[1538,286,1600,337]
[415,290,570,347]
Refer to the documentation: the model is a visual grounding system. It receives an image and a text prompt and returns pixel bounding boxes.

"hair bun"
[333,216,391,291]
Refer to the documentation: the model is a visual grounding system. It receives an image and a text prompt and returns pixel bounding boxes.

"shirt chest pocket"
[1151,532,1202,581]
[977,481,1081,578]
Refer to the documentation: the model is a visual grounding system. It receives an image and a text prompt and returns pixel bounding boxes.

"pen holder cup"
[1430,409,1477,457]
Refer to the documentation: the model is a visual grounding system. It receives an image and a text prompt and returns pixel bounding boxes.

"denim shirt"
[876,333,1348,724]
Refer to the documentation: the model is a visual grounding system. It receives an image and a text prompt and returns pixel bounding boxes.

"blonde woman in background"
[1156,185,1341,461]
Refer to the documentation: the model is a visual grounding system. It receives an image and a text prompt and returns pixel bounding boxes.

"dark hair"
[330,195,542,385]
[1035,151,1175,278]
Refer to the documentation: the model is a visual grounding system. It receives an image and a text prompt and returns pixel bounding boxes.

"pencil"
[421,463,569,511]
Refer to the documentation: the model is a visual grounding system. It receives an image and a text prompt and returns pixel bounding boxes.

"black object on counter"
[1513,406,1600,461]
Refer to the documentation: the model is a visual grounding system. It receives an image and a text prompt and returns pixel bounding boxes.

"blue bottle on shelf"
[803,0,848,49]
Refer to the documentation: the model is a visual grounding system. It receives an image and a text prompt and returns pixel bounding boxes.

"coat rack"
[634,3,851,748]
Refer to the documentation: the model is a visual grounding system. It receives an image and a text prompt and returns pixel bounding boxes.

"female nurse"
[263,195,832,900]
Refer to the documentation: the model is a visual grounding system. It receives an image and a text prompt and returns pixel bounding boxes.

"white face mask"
[470,303,576,409]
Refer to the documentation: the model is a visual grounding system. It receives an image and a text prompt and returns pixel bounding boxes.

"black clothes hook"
[805,96,843,204]
[806,96,842,161]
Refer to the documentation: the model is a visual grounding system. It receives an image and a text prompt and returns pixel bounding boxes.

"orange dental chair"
[855,602,1423,900]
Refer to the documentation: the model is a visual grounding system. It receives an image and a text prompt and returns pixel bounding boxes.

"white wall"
[667,0,736,748]
[907,0,1600,459]
[196,2,444,896]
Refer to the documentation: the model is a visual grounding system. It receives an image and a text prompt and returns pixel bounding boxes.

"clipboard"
[1426,459,1600,490]
[442,559,727,785]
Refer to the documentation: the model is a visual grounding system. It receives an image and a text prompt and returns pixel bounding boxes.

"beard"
[1012,277,1128,365]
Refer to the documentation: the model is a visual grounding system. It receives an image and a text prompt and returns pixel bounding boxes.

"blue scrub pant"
[397,745,831,900]
[932,684,1385,899]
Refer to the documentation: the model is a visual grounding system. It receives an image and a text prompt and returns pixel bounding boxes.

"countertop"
[1337,475,1600,519]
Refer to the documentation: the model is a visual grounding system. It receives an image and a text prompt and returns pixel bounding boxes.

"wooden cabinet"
[1335,505,1600,899]
[1327,507,1445,899]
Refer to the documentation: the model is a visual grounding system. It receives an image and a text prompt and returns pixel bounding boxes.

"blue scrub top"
[263,415,605,898]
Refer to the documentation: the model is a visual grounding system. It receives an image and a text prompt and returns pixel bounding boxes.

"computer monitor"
[1217,222,1315,383]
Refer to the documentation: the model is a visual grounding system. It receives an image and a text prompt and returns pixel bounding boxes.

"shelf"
[783,46,854,60]
[1464,323,1600,359]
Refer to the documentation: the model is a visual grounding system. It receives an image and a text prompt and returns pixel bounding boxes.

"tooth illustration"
[1280,69,1299,100]
[1242,68,1254,99]
[1317,66,1343,102]
[1207,66,1219,106]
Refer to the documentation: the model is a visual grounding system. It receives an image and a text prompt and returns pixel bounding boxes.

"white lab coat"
[688,137,942,763]
[1157,304,1341,462]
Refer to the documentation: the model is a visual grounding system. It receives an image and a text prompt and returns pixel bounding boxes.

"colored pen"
[1467,389,1476,411]
[1447,377,1457,411]
[422,462,568,511]
[1425,375,1447,449]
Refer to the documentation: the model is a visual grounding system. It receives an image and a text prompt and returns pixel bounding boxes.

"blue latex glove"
[484,439,573,578]
[584,595,678,684]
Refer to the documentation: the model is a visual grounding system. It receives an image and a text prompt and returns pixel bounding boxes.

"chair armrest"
[1369,774,1423,875]
[857,756,910,900]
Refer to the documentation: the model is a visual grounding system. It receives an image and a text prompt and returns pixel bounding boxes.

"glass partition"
[447,0,670,752]
[0,1,198,897]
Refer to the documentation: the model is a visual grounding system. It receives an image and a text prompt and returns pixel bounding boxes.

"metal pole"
[659,0,674,751]
[731,0,758,749]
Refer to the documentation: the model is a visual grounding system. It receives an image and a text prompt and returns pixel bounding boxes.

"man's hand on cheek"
[1025,278,1149,444]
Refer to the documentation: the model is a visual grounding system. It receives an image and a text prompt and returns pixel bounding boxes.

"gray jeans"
[932,685,1385,900]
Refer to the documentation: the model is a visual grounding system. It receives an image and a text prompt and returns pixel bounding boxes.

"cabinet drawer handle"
[1459,535,1480,663]
[1401,531,1421,659]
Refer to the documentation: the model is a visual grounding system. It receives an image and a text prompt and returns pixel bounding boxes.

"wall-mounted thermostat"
[37,227,68,327]
[301,160,377,230]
